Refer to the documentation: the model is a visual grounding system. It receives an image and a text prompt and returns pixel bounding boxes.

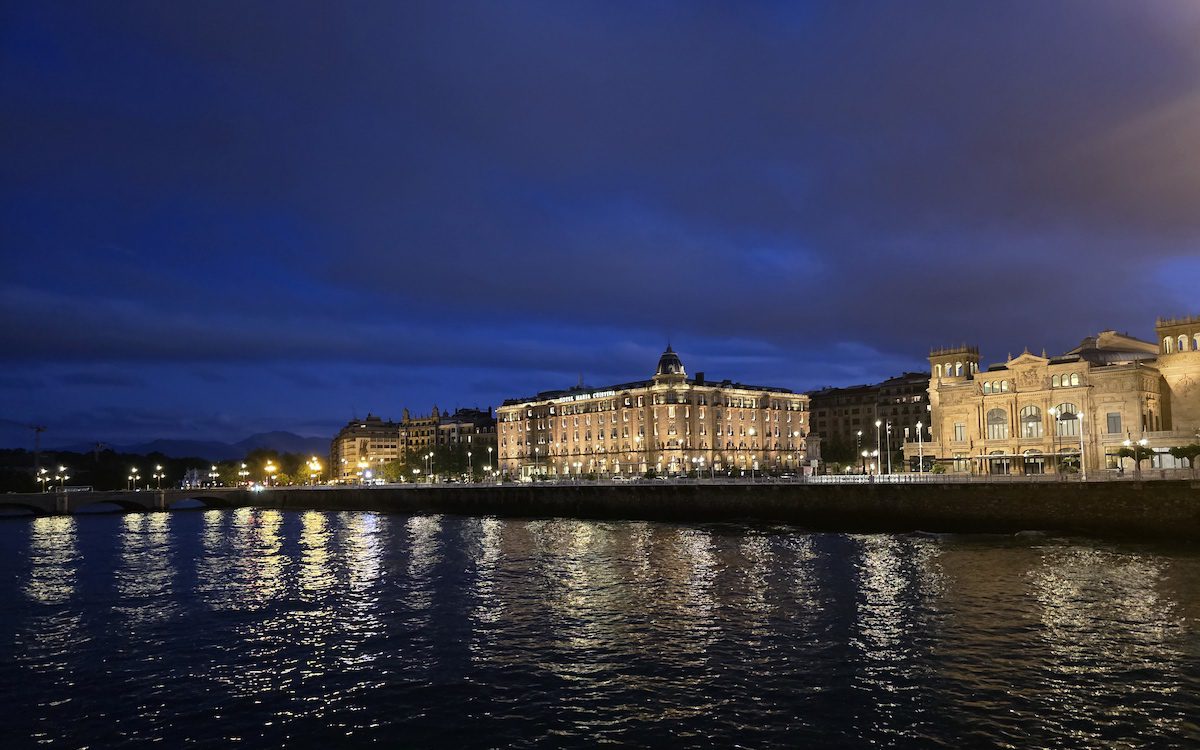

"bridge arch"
[166,494,240,509]
[72,498,153,513]
[0,501,50,516]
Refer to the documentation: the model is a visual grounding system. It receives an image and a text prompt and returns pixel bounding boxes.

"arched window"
[989,450,1011,475]
[1069,373,1080,387]
[955,362,963,377]
[1194,333,1200,352]
[1164,337,1174,354]
[935,364,942,378]
[986,408,1009,440]
[1180,335,1189,352]
[1055,403,1080,437]
[1020,405,1043,438]
[983,382,992,394]
[1052,374,1061,388]
[1001,380,1010,392]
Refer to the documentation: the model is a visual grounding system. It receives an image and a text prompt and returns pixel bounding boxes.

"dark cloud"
[2,1,1198,444]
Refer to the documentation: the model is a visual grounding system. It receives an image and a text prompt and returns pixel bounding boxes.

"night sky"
[2,1,1198,448]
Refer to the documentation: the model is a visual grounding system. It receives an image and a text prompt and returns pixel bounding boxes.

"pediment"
[1007,351,1048,368]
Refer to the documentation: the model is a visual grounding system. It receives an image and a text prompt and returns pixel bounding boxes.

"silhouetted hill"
[55,431,329,461]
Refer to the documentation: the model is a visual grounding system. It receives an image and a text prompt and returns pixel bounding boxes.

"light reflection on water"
[1,512,1198,749]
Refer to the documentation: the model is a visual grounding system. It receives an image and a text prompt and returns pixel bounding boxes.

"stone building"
[906,316,1200,475]
[330,407,497,482]
[496,346,812,479]
[808,372,931,467]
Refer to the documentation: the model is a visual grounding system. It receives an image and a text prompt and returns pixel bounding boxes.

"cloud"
[2,1,1198,443]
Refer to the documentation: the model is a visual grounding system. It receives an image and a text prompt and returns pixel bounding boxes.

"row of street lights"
[36,466,70,492]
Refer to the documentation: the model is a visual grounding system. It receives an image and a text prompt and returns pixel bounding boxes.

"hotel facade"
[904,316,1200,475]
[496,347,812,479]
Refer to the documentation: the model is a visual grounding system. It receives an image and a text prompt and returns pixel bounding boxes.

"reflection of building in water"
[909,317,1200,475]
[298,511,332,600]
[404,515,443,615]
[1030,547,1189,743]
[498,346,812,478]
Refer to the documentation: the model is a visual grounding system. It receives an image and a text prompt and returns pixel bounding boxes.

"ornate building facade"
[330,407,497,481]
[496,347,812,479]
[906,316,1200,475]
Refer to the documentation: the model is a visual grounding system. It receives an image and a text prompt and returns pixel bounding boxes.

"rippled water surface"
[1,509,1198,748]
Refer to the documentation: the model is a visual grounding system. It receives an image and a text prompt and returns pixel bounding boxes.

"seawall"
[258,480,1200,541]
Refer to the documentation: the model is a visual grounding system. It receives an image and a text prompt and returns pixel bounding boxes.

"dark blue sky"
[2,1,1199,448]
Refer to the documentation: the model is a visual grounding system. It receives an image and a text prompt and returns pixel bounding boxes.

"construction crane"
[29,424,46,474]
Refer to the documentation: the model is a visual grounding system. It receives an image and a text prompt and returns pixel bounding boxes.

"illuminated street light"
[308,456,322,485]
[264,460,277,487]
[238,462,250,486]
[55,465,69,491]
[208,464,220,487]
[916,421,924,475]
[38,467,50,492]
[874,420,883,475]
[153,464,165,490]
[129,467,141,491]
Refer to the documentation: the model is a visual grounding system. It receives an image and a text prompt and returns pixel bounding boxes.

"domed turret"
[655,345,686,381]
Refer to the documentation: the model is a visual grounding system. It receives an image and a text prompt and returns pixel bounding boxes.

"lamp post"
[208,464,219,487]
[153,464,165,490]
[468,450,473,480]
[412,468,420,484]
[238,462,249,486]
[55,465,69,491]
[916,421,924,475]
[885,421,893,474]
[427,452,435,483]
[861,449,869,475]
[856,430,863,474]
[265,460,277,487]
[38,468,50,492]
[130,467,140,490]
[308,457,322,485]
[487,446,493,478]
[874,420,882,476]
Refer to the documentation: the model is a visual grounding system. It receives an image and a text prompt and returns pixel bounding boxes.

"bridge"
[0,487,254,516]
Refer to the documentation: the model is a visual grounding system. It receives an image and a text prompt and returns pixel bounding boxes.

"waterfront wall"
[261,481,1200,541]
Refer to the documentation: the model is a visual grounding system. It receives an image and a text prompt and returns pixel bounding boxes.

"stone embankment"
[259,480,1200,541]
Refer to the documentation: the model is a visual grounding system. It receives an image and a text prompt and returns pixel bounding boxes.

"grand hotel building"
[904,316,1200,475]
[496,347,812,478]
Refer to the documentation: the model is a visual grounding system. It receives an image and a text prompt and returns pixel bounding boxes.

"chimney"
[695,371,705,385]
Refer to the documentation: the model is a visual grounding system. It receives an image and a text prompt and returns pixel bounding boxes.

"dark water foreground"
[1,510,1198,748]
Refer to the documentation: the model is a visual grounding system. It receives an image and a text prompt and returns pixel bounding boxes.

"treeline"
[0,448,327,492]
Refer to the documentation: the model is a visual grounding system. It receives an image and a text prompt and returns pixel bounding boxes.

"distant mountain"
[55,431,329,461]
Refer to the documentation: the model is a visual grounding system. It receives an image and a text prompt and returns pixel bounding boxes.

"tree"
[1168,444,1200,477]
[1117,444,1154,473]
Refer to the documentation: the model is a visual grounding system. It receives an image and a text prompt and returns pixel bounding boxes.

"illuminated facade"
[496,347,812,478]
[905,316,1200,475]
[330,407,497,481]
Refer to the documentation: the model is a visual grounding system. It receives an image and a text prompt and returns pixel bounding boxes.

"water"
[1,509,1198,748]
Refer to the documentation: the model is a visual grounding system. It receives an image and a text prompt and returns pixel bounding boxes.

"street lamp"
[412,468,420,484]
[264,460,277,487]
[129,467,141,491]
[915,421,924,475]
[856,430,863,473]
[427,452,434,483]
[55,465,69,491]
[38,467,50,492]
[153,464,165,490]
[487,446,493,477]
[874,420,882,475]
[885,421,893,474]
[238,462,249,486]
[209,464,219,486]
[468,450,473,480]
[308,457,322,485]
